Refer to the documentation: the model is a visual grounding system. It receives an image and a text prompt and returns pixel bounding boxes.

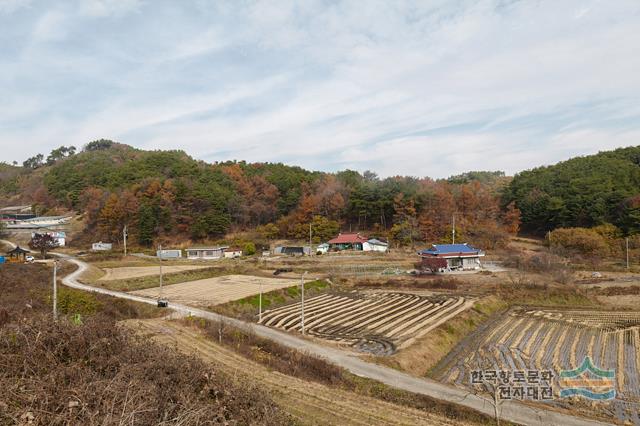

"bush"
[550,227,609,257]
[244,242,256,256]
[0,316,289,425]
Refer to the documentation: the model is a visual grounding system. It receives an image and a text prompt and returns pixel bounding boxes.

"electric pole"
[452,214,456,244]
[158,244,163,300]
[309,222,312,256]
[259,280,263,323]
[123,225,128,256]
[300,271,308,334]
[627,237,630,269]
[52,260,58,320]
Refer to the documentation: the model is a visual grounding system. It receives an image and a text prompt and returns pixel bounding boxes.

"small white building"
[92,241,112,251]
[316,243,330,254]
[157,249,182,259]
[186,246,227,260]
[223,247,243,258]
[363,239,388,252]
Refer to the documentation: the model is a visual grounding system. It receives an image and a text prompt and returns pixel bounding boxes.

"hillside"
[1,139,515,249]
[503,146,640,234]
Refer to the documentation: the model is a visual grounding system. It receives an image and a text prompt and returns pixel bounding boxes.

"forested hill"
[0,139,515,248]
[503,146,640,235]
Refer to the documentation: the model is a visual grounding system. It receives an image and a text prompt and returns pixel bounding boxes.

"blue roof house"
[418,243,485,271]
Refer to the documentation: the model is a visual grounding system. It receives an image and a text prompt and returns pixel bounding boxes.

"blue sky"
[1,0,639,178]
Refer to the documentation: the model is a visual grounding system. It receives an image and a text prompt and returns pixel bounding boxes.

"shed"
[363,238,388,252]
[186,246,227,260]
[156,249,182,259]
[224,247,243,258]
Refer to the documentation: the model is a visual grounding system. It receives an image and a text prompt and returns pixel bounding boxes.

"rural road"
[2,240,611,426]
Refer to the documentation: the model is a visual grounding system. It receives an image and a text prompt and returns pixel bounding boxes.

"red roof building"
[328,233,369,250]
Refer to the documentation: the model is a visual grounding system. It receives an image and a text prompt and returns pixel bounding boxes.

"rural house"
[186,246,228,260]
[223,247,243,258]
[328,233,369,251]
[363,238,388,252]
[418,243,484,271]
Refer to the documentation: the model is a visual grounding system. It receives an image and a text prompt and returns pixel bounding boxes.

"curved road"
[3,241,610,426]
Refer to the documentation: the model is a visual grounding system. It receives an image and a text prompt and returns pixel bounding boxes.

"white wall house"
[157,249,182,259]
[363,239,388,252]
[92,242,112,251]
[186,247,227,260]
[223,247,243,258]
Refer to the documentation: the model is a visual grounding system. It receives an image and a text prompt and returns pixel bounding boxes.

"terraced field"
[432,308,640,424]
[260,292,473,355]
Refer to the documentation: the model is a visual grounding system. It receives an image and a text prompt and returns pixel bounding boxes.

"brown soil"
[99,264,212,280]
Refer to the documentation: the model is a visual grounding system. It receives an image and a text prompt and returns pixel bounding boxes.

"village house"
[328,233,369,251]
[363,238,388,252]
[91,241,112,251]
[223,247,243,258]
[156,249,182,259]
[418,243,484,271]
[186,246,228,260]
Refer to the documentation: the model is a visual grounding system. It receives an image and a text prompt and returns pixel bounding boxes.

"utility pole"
[123,225,128,256]
[158,244,163,301]
[300,271,308,334]
[627,237,630,269]
[309,222,313,256]
[452,214,456,244]
[52,260,58,320]
[258,280,263,323]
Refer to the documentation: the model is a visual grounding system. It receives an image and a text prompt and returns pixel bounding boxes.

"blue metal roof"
[418,243,480,255]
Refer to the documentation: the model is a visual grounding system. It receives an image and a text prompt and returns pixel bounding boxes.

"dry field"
[130,274,299,306]
[126,318,466,426]
[260,292,473,355]
[433,308,640,424]
[98,265,212,281]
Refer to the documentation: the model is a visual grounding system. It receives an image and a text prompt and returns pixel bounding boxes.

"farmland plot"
[432,308,640,424]
[131,275,299,306]
[259,293,472,355]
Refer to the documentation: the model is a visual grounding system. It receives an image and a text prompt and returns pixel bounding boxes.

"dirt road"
[52,251,610,426]
[127,318,462,425]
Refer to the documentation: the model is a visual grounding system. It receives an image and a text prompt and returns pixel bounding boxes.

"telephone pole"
[123,225,128,256]
[300,271,308,334]
[452,214,456,244]
[52,260,58,320]
[309,222,313,256]
[259,281,263,323]
[627,237,630,269]
[158,244,163,300]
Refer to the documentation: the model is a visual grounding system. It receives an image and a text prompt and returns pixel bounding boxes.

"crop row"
[259,293,468,354]
[435,310,640,424]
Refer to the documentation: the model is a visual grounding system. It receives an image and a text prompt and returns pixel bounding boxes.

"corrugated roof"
[418,243,481,255]
[328,233,369,244]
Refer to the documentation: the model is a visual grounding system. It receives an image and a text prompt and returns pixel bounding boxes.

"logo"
[559,357,616,400]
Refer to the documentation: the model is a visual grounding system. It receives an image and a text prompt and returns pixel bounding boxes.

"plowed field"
[131,274,298,306]
[260,293,473,355]
[433,308,640,424]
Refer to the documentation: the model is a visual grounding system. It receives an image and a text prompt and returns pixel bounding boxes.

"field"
[131,274,299,306]
[260,292,473,355]
[432,308,640,424]
[98,264,211,280]
[127,318,478,426]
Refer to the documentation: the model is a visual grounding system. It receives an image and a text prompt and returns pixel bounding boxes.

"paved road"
[9,244,610,426]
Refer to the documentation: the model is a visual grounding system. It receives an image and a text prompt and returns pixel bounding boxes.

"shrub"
[550,227,609,257]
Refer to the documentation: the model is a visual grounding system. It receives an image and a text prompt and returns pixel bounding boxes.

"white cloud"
[0,0,639,177]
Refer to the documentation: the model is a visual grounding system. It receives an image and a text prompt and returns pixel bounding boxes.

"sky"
[1,0,639,178]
